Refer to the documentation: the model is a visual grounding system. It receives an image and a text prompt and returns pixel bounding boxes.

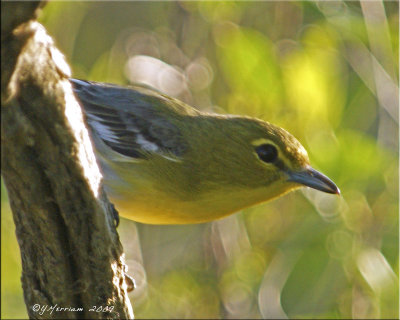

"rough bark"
[1,2,134,319]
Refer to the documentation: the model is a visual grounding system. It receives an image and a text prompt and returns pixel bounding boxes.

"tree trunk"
[1,2,134,319]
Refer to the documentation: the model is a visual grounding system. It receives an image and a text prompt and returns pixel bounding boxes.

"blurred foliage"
[2,1,398,319]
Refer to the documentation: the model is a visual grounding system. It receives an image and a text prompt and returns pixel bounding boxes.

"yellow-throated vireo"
[70,79,340,224]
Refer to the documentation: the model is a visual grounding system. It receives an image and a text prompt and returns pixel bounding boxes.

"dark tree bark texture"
[1,2,134,319]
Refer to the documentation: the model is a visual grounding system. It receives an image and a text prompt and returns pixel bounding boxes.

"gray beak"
[287,166,340,195]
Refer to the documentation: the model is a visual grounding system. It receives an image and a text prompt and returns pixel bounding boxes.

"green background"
[2,1,398,319]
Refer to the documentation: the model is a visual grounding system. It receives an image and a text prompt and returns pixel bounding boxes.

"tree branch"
[1,2,134,319]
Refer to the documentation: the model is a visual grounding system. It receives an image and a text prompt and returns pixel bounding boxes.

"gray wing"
[70,79,187,160]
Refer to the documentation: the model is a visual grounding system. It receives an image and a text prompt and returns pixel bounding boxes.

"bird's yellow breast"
[107,179,298,224]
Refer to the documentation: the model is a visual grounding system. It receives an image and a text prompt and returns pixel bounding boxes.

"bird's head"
[190,115,340,203]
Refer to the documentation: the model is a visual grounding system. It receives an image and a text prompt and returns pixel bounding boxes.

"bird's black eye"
[255,144,278,163]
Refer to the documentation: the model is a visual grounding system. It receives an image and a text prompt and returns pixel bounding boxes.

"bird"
[70,78,340,224]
